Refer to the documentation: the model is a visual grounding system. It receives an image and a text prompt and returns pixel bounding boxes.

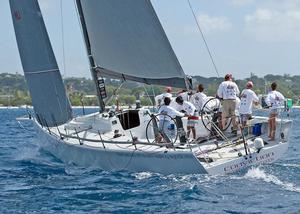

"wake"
[244,167,300,193]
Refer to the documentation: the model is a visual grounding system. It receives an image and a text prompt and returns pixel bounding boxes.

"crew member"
[265,82,285,141]
[191,84,208,113]
[217,74,240,132]
[157,97,185,142]
[173,96,197,139]
[155,86,172,107]
[239,81,259,126]
[177,89,189,101]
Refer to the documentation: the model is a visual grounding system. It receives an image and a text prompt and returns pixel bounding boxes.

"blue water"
[0,108,299,213]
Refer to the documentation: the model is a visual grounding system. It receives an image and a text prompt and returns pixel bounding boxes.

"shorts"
[187,119,198,127]
[159,120,170,132]
[269,108,279,116]
[159,120,175,138]
[240,114,251,124]
[222,99,237,119]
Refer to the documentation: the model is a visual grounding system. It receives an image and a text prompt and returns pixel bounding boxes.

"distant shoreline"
[1,105,300,109]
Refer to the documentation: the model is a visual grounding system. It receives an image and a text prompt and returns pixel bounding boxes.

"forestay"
[77,0,187,88]
[10,0,72,127]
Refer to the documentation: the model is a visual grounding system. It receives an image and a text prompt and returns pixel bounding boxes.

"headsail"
[10,0,72,127]
[76,0,188,88]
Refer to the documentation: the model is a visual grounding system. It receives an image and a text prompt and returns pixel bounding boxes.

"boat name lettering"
[224,152,275,173]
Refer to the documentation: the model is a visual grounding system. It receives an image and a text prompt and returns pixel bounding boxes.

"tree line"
[0,73,299,106]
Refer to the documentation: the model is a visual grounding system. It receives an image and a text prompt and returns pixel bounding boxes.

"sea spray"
[244,167,300,193]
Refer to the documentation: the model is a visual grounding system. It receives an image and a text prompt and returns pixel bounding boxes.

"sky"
[1,0,300,79]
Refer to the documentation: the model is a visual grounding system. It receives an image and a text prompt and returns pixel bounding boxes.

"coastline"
[1,105,300,109]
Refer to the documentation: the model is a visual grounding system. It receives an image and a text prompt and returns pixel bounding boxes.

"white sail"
[10,0,72,127]
[76,0,188,88]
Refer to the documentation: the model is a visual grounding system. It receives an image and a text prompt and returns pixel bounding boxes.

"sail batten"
[10,0,72,127]
[77,0,187,88]
[25,68,59,75]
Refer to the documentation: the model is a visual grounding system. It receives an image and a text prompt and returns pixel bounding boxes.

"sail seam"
[25,68,59,75]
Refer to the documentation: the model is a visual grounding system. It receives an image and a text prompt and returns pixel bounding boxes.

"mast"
[75,0,106,112]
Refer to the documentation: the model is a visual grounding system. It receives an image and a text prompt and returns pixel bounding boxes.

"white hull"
[20,110,292,175]
[34,122,207,174]
[206,142,289,174]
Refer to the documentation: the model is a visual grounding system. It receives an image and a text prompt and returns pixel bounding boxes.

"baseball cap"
[225,74,232,80]
[246,81,253,88]
[165,87,172,93]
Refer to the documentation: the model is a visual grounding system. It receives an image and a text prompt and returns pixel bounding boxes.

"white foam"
[134,172,153,180]
[13,144,40,161]
[244,167,300,193]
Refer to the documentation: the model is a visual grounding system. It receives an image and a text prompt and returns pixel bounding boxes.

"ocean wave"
[133,172,154,180]
[276,163,300,168]
[244,167,300,193]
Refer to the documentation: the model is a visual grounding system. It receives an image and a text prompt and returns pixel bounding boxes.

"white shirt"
[265,90,285,110]
[239,89,259,114]
[172,101,196,116]
[217,81,240,100]
[191,92,207,112]
[178,92,189,101]
[158,105,184,121]
[155,92,172,107]
[235,97,241,114]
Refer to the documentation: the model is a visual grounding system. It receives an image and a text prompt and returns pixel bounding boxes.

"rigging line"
[151,85,156,109]
[51,74,65,121]
[60,0,66,77]
[187,0,220,78]
[105,81,124,106]
[59,0,71,118]
[142,84,154,107]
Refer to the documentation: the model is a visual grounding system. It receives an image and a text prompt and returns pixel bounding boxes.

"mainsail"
[76,0,188,88]
[10,0,72,127]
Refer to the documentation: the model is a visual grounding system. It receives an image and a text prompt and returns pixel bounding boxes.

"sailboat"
[10,0,292,175]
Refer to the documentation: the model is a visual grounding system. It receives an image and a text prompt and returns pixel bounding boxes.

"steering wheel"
[146,114,178,145]
[200,97,231,132]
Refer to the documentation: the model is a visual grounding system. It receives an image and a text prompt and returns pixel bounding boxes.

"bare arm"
[217,83,223,99]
